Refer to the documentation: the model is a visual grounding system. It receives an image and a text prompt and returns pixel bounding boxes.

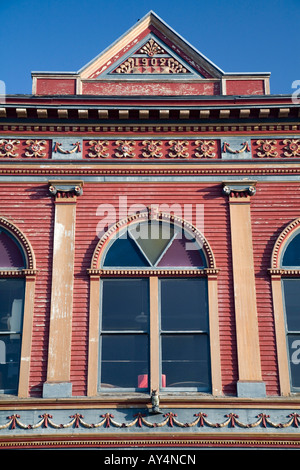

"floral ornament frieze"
[0,139,20,157]
[283,139,300,157]
[25,140,47,158]
[256,139,278,158]
[115,140,136,158]
[142,140,163,158]
[2,411,300,432]
[88,140,109,158]
[195,140,216,158]
[168,140,189,158]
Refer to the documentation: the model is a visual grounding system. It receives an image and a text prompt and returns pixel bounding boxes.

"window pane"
[0,230,25,269]
[0,279,24,333]
[282,279,300,331]
[160,278,208,331]
[0,335,21,392]
[131,221,174,266]
[102,279,149,330]
[158,233,206,268]
[282,233,300,267]
[100,334,149,389]
[103,235,150,267]
[161,334,210,390]
[287,334,300,389]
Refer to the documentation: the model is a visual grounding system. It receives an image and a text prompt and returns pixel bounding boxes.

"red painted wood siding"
[251,182,300,395]
[0,184,53,397]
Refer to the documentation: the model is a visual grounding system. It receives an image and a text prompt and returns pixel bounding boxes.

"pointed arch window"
[88,213,222,397]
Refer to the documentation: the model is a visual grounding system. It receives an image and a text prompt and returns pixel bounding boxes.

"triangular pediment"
[93,33,204,79]
[79,11,224,81]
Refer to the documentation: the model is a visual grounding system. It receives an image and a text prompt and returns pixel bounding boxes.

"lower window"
[0,278,25,393]
[282,278,300,390]
[99,277,211,392]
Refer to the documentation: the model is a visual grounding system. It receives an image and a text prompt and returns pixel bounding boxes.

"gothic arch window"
[271,218,300,395]
[87,211,222,397]
[0,218,36,396]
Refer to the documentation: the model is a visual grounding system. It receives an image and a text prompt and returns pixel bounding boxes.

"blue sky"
[0,0,299,95]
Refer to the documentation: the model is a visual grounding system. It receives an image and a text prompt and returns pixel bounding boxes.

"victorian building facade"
[0,11,300,449]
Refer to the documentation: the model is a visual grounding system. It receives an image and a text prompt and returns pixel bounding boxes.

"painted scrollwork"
[2,410,300,431]
[54,141,81,154]
[256,139,278,158]
[142,140,163,158]
[283,139,300,158]
[88,140,109,158]
[25,139,47,158]
[115,140,136,158]
[0,139,20,157]
[168,140,189,158]
[195,140,216,158]
[222,141,250,154]
[138,39,165,56]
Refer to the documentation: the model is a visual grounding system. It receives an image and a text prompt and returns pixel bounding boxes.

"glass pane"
[101,334,149,389]
[287,334,300,389]
[0,279,25,333]
[0,230,25,269]
[282,233,300,267]
[0,334,21,392]
[131,221,174,266]
[102,279,149,330]
[158,232,206,268]
[160,278,208,331]
[161,334,210,390]
[103,235,150,267]
[282,279,300,331]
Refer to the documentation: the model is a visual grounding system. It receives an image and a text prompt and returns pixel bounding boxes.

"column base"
[42,381,72,398]
[237,381,266,398]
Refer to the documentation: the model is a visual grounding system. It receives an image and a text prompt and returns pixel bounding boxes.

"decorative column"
[223,181,266,397]
[43,181,83,398]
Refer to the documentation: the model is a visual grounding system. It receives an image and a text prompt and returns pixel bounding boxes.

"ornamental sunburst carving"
[256,139,278,158]
[283,139,300,157]
[0,139,20,157]
[25,140,47,158]
[115,140,136,158]
[142,140,163,158]
[168,140,189,158]
[195,140,216,158]
[88,140,109,158]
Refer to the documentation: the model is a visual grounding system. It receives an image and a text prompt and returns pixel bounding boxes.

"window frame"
[270,218,300,396]
[87,211,222,397]
[0,218,36,397]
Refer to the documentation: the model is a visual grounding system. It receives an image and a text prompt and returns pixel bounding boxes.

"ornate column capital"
[222,181,256,202]
[48,180,83,202]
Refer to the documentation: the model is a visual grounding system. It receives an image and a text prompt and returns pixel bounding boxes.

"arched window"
[271,218,300,395]
[88,212,222,396]
[0,228,26,394]
[0,218,36,396]
[281,231,300,391]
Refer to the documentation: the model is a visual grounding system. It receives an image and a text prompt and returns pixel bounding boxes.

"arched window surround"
[0,217,36,397]
[87,210,222,397]
[270,218,300,396]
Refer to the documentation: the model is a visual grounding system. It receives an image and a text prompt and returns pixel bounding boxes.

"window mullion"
[149,276,159,392]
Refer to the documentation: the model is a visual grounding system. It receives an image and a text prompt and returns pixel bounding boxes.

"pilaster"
[223,181,266,397]
[43,181,83,398]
